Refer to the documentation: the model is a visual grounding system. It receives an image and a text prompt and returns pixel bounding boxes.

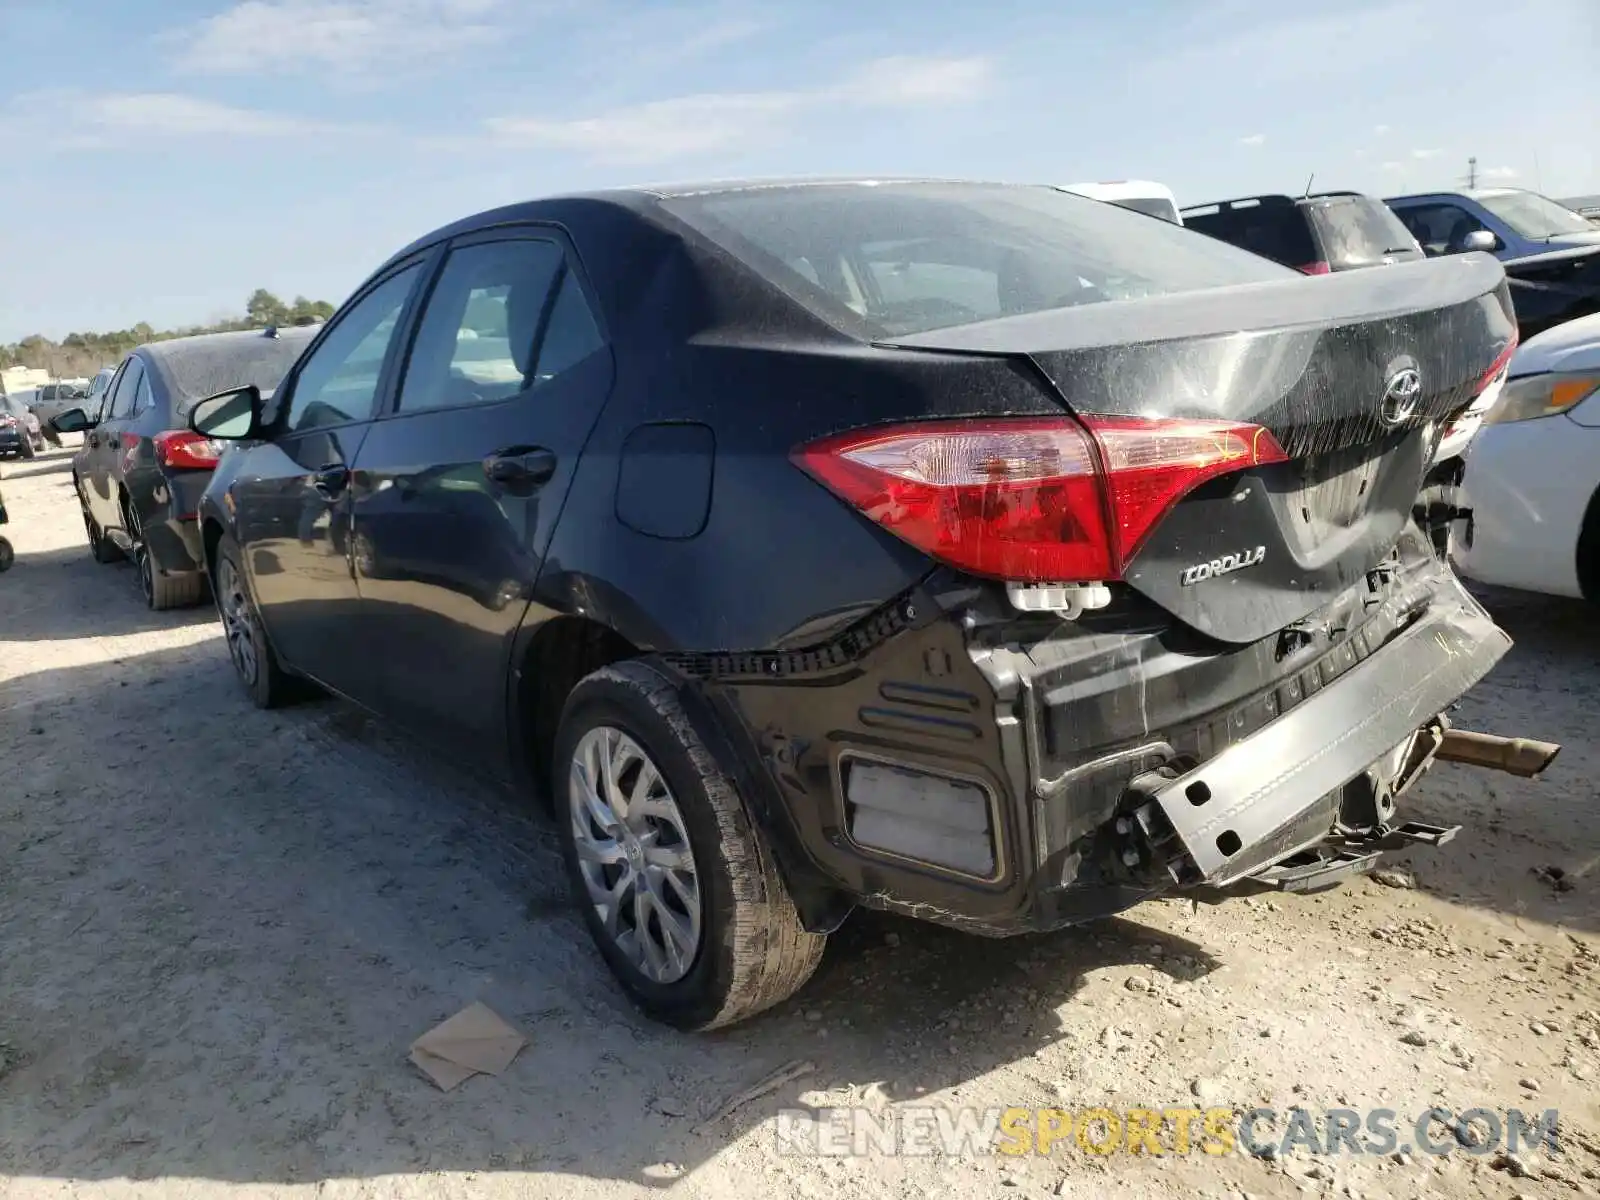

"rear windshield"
[1477,190,1595,240]
[663,183,1293,338]
[1112,196,1181,224]
[1308,197,1421,267]
[157,329,318,410]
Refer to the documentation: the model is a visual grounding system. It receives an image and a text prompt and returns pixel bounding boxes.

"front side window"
[665,183,1296,338]
[109,359,144,419]
[282,264,421,433]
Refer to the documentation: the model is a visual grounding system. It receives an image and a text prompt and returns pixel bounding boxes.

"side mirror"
[190,384,262,440]
[49,407,93,434]
[1461,229,1499,253]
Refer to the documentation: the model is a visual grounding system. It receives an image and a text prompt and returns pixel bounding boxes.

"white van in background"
[1059,180,1183,225]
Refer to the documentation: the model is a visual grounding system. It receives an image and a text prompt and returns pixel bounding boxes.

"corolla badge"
[1380,366,1423,426]
[1180,545,1266,587]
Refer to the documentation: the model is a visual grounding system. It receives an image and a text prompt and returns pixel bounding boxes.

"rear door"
[231,258,429,699]
[346,227,612,768]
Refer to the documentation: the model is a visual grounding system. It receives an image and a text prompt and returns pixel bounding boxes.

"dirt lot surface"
[2,442,1599,1200]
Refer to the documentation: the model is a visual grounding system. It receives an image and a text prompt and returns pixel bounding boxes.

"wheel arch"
[1575,480,1600,602]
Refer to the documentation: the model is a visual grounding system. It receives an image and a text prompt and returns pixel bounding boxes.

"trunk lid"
[885,255,1516,643]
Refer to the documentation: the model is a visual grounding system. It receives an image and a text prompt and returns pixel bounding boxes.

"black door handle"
[107,436,120,449]
[484,448,557,489]
[312,464,349,497]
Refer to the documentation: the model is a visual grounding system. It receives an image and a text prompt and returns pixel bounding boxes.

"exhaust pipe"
[1435,729,1562,779]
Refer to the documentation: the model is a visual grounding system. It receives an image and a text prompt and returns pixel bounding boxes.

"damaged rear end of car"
[654,183,1557,938]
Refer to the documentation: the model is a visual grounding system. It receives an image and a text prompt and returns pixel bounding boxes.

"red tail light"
[1297,261,1332,275]
[1476,334,1518,394]
[153,430,224,470]
[794,415,1288,583]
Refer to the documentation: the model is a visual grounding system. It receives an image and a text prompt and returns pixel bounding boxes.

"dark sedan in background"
[51,325,320,608]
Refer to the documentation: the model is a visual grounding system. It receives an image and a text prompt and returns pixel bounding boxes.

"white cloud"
[172,0,513,75]
[0,89,360,149]
[1481,165,1519,180]
[1382,160,1405,172]
[1374,123,1391,135]
[486,54,994,165]
[1237,133,1266,146]
[1411,147,1443,159]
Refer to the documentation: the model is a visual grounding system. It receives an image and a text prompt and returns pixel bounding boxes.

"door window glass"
[396,239,575,413]
[109,359,144,419]
[94,364,125,421]
[282,264,420,433]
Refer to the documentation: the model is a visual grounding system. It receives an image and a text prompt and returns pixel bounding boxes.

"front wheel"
[553,659,825,1031]
[0,537,13,572]
[18,436,35,461]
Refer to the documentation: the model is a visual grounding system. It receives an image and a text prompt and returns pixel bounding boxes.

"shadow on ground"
[1394,584,1600,933]
[0,543,216,640]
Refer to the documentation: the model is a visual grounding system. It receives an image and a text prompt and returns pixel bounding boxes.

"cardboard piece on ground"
[409,1002,527,1091]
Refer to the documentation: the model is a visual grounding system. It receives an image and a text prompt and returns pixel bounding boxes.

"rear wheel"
[213,535,301,708]
[554,659,825,1030]
[0,537,13,573]
[127,500,203,610]
[18,436,35,460]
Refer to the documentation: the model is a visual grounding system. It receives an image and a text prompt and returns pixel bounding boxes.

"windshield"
[663,182,1293,338]
[1477,191,1594,239]
[1310,197,1422,267]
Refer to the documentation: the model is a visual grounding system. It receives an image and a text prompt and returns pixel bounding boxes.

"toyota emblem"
[1380,367,1422,426]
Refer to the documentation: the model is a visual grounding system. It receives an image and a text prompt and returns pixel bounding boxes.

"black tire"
[553,659,825,1031]
[212,534,303,708]
[18,436,35,460]
[0,537,13,573]
[127,500,204,611]
[77,486,122,564]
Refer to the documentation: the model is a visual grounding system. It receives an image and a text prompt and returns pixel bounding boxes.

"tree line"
[1,290,337,381]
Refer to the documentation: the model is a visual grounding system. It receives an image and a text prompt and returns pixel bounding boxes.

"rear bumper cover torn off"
[1131,579,1509,889]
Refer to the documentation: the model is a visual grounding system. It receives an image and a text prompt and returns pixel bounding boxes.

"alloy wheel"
[127,504,154,604]
[215,557,260,686]
[568,726,703,984]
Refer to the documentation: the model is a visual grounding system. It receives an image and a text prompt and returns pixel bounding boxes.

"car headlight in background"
[1484,372,1600,425]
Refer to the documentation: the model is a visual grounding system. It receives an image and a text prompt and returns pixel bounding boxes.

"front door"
[82,358,137,532]
[347,230,612,767]
[233,259,428,699]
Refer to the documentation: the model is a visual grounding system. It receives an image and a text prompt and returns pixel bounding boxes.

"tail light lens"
[1297,261,1332,275]
[794,415,1288,583]
[153,430,224,470]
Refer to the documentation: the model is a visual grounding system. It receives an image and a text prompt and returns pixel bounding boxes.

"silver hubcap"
[216,559,259,685]
[569,726,702,984]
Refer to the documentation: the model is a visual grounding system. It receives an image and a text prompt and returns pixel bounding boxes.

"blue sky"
[1,0,1596,342]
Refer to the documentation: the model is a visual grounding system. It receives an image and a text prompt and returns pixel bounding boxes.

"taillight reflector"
[793,415,1287,583]
[153,430,223,470]
[1297,261,1332,275]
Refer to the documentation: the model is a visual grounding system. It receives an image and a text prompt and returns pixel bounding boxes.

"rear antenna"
[1303,173,1316,198]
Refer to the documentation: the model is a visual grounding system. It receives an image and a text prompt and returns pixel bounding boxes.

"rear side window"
[1183,201,1317,269]
[1309,198,1420,267]
[664,183,1292,338]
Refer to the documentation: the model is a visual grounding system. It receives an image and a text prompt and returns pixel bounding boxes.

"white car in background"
[1058,180,1183,225]
[1452,311,1600,598]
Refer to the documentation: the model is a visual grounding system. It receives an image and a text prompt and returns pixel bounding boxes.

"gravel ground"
[2,441,1598,1200]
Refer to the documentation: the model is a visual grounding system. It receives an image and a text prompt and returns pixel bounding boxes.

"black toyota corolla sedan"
[51,325,319,608]
[185,179,1556,1030]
